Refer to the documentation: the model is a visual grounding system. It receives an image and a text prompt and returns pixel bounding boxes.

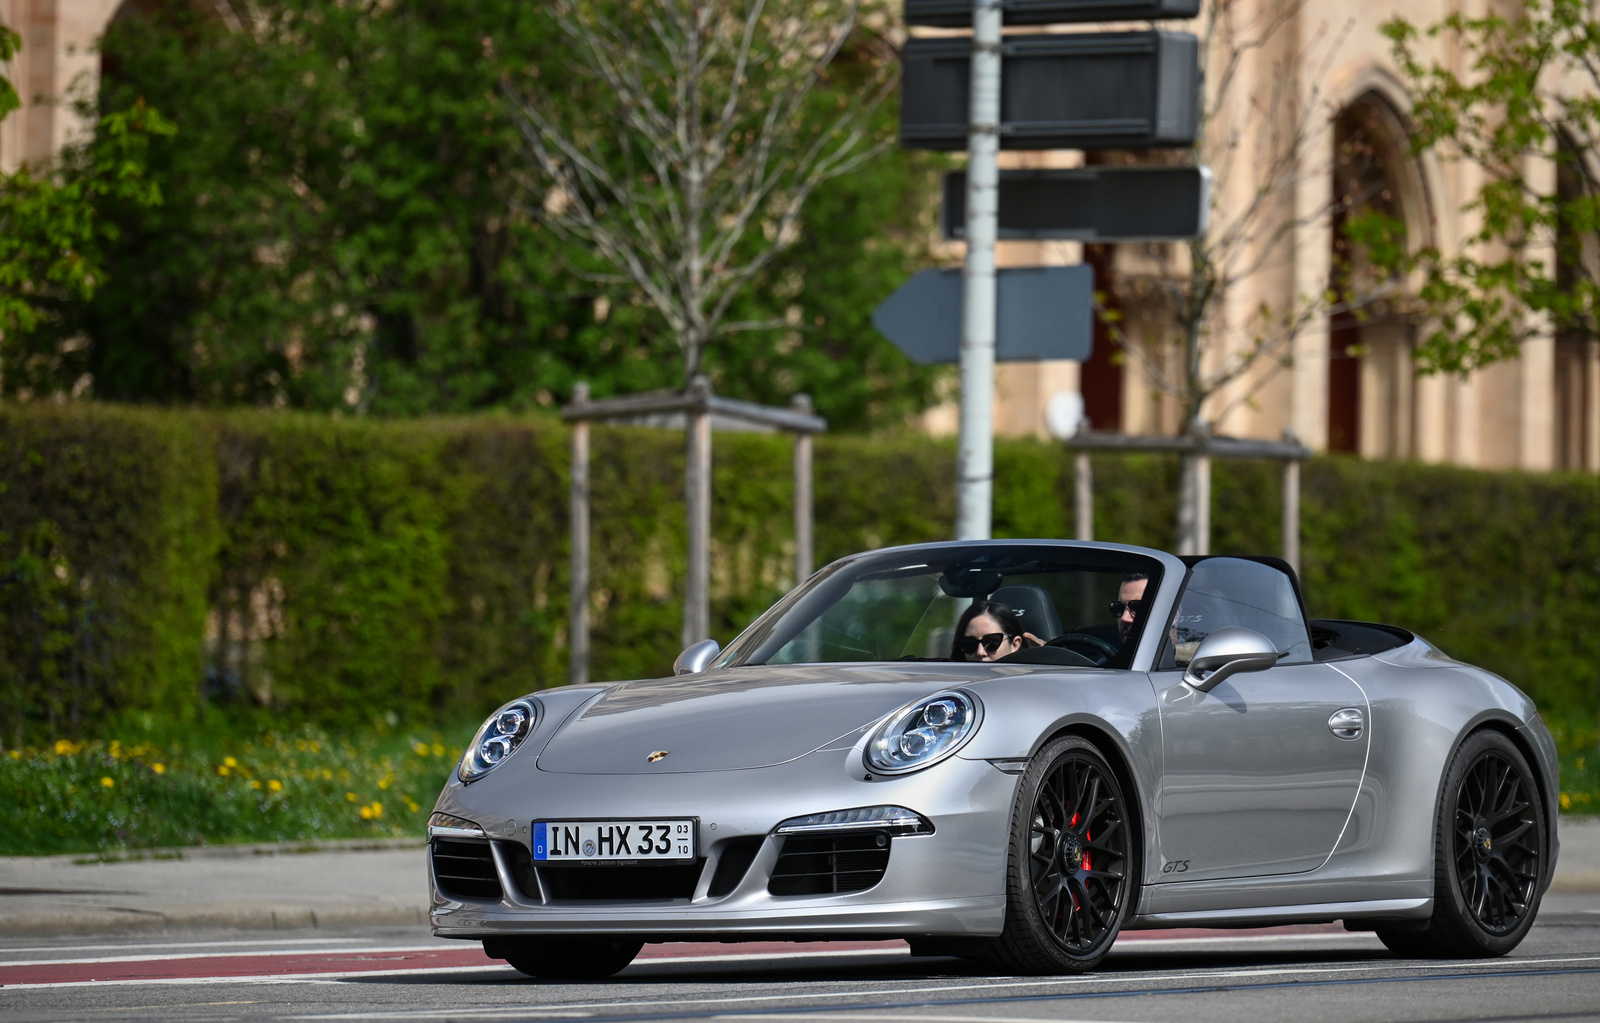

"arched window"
[1327,92,1426,458]
[1554,134,1600,471]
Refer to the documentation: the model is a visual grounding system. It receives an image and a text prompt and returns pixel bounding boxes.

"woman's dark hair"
[950,600,1027,660]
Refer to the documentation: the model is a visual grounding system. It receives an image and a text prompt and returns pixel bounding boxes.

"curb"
[0,903,430,938]
[32,837,426,866]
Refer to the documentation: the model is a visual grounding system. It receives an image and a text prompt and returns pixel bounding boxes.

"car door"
[1152,558,1369,883]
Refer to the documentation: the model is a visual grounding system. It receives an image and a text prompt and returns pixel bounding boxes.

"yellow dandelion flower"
[1561,792,1572,810]
[8,750,20,760]
[404,798,420,813]
[413,742,429,756]
[250,780,262,790]
[100,776,115,788]
[321,768,333,780]
[268,779,283,792]
[370,801,384,819]
[218,765,231,776]
[152,763,166,774]
[224,756,238,768]
[346,791,358,802]
[431,743,445,757]
[378,777,391,790]
[54,739,76,756]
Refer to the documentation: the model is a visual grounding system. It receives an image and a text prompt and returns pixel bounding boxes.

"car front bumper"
[429,749,1017,940]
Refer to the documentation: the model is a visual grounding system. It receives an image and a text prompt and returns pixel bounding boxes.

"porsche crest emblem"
[647,750,670,763]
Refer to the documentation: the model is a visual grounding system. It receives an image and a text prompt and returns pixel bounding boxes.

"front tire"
[1378,729,1547,958]
[984,736,1136,974]
[484,935,644,980]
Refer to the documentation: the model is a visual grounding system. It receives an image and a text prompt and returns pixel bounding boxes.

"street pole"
[954,0,1001,541]
[684,375,712,648]
[568,383,590,686]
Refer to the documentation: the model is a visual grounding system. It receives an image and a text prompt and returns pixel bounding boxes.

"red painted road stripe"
[0,925,1347,986]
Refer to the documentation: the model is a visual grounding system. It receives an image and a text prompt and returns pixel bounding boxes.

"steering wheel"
[1046,633,1119,666]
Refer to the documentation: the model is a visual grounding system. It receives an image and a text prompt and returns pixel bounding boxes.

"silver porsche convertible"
[427,540,1559,978]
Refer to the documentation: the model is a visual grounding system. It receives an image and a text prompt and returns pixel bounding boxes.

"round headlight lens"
[460,698,538,782]
[866,691,979,774]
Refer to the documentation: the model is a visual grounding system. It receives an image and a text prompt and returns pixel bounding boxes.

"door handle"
[1328,707,1364,740]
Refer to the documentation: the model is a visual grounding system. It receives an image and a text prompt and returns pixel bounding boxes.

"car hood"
[535,664,978,774]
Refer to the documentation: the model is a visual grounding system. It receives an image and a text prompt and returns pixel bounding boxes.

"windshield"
[713,544,1163,669]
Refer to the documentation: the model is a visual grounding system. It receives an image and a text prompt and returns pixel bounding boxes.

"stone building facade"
[5,0,1599,472]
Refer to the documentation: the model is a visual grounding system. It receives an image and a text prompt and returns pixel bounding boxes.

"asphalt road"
[3,893,1598,1023]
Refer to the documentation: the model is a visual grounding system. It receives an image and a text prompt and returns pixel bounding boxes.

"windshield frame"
[712,540,1177,671]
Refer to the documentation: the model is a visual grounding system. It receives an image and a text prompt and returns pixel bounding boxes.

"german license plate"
[532,819,696,863]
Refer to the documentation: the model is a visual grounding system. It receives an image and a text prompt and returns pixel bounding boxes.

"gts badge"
[1162,859,1191,874]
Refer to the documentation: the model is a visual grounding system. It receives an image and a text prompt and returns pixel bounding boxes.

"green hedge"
[1,405,1595,743]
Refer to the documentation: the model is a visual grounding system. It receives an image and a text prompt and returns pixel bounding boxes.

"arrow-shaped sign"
[872,265,1093,365]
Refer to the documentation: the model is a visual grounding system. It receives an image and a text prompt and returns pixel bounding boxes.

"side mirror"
[673,638,721,676]
[1183,627,1278,693]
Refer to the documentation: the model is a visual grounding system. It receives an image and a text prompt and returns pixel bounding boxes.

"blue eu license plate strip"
[532,819,695,861]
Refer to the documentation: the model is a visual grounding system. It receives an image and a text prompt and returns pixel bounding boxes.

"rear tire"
[1378,729,1547,958]
[485,935,643,979]
[982,736,1136,974]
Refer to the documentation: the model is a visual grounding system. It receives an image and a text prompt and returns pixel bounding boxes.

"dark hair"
[1120,571,1149,584]
[950,600,1027,660]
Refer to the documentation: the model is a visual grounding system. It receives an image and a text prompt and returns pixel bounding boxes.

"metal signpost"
[885,0,1206,540]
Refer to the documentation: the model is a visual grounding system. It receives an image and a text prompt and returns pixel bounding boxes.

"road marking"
[282,955,1600,1021]
[0,937,368,955]
[1111,932,1376,947]
[0,944,456,969]
[714,1016,1153,1023]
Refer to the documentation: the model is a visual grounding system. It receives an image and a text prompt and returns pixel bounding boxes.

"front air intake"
[431,839,503,901]
[768,831,890,896]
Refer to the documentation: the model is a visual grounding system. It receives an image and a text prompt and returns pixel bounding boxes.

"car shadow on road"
[341,946,1401,989]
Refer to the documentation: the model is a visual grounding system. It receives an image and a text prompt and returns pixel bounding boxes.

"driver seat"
[990,584,1063,642]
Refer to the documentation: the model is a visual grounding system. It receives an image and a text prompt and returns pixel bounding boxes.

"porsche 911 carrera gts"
[427,540,1558,978]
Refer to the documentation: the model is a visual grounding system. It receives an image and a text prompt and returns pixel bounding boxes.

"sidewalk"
[2,820,1597,939]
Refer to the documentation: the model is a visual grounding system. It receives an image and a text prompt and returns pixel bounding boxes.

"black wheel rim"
[1028,752,1129,953]
[1452,750,1542,935]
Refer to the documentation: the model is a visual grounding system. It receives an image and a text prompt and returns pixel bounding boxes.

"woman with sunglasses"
[950,600,1042,662]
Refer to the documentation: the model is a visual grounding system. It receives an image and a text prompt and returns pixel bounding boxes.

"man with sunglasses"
[1111,572,1150,646]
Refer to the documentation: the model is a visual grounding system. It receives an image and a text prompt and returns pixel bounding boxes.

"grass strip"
[0,712,477,856]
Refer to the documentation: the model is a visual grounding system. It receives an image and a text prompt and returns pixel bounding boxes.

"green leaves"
[1380,0,1600,373]
[0,28,174,390]
[0,26,19,121]
[43,0,938,429]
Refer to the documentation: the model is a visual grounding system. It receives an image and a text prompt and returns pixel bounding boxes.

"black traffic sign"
[907,0,1201,27]
[872,265,1093,365]
[942,165,1210,241]
[900,31,1200,151]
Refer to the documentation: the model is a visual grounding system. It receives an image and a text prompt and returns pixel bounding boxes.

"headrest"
[991,583,1063,642]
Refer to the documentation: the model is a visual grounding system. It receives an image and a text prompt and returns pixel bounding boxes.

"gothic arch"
[1326,87,1433,457]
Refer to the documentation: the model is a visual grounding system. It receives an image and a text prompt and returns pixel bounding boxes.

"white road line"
[715,1016,1152,1023]
[283,954,1600,1021]
[0,944,460,968]
[1111,932,1376,947]
[0,964,501,991]
[0,933,1368,969]
[0,937,369,954]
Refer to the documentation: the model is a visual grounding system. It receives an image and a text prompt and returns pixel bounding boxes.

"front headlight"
[865,690,980,774]
[459,698,538,782]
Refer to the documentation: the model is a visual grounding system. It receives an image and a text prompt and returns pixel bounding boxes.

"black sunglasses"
[956,632,1007,656]
[1108,599,1148,618]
